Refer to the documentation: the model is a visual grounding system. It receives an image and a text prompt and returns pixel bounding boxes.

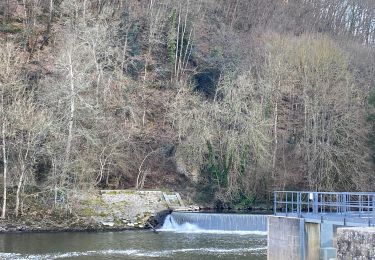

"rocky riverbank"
[0,190,174,233]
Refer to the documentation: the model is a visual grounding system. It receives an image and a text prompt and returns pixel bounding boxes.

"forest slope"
[0,0,374,220]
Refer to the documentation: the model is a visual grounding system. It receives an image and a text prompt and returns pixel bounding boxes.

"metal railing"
[274,191,375,218]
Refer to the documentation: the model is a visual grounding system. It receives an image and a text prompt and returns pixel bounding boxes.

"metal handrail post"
[285,193,288,214]
[292,193,294,213]
[274,192,277,215]
[313,193,318,214]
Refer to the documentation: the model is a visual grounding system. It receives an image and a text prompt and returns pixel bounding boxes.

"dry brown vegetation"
[0,0,374,217]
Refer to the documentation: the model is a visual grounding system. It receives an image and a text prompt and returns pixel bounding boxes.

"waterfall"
[159,212,268,234]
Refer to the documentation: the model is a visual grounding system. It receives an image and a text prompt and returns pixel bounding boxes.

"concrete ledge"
[337,227,375,260]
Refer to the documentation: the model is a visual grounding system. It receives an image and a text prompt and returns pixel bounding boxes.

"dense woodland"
[0,0,375,218]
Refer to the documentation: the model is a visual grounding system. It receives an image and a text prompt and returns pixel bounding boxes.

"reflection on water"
[0,230,267,260]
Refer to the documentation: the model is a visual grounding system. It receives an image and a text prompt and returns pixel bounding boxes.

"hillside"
[0,0,374,221]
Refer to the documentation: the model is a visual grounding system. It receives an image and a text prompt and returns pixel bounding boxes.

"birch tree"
[0,42,23,218]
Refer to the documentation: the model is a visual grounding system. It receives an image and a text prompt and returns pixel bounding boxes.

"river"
[0,212,268,259]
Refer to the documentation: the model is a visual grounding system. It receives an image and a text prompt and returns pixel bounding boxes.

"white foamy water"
[0,247,268,260]
[158,212,268,235]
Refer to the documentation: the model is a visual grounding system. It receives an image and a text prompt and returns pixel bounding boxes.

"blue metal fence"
[274,191,375,219]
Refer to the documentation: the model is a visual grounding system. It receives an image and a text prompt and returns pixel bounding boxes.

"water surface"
[0,230,267,260]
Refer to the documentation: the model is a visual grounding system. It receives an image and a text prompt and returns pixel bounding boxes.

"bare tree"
[0,42,23,218]
[9,97,50,217]
[264,34,372,191]
[170,71,271,200]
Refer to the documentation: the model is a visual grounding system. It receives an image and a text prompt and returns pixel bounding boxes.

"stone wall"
[76,190,172,229]
[337,227,375,260]
[0,190,183,233]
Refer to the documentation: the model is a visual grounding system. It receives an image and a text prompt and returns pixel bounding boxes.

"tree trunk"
[174,4,181,79]
[45,0,54,43]
[15,165,25,217]
[1,93,7,219]
[65,51,75,175]
[272,102,278,171]
[177,0,189,80]
[136,150,157,189]
[230,0,239,29]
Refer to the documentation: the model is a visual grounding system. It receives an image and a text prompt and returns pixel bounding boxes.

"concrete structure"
[269,191,375,260]
[268,216,327,260]
[336,227,375,259]
[305,222,321,259]
[268,216,303,260]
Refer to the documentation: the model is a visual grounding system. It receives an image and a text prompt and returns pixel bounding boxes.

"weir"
[159,212,268,233]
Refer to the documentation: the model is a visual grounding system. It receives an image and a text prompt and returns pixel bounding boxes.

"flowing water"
[160,212,268,234]
[0,213,268,260]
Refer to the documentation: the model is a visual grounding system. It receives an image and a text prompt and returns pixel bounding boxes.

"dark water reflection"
[0,230,267,259]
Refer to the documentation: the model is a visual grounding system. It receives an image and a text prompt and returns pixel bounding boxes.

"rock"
[337,227,375,259]
[151,210,171,228]
[173,205,200,211]
[17,226,27,231]
[101,222,115,227]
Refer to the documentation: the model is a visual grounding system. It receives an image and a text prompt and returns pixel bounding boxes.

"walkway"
[274,191,375,226]
[270,191,375,260]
